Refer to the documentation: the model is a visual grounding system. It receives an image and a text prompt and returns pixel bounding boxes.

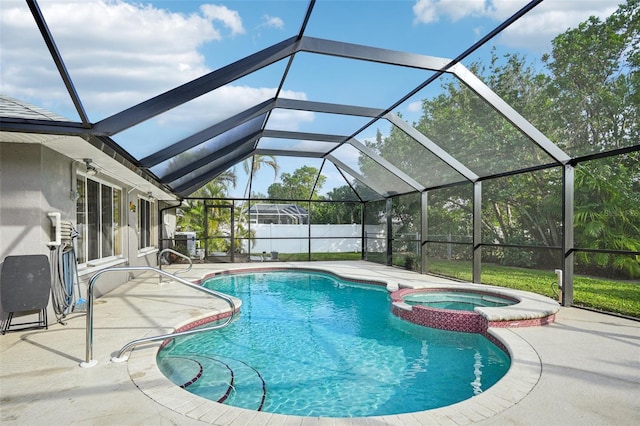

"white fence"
[246,224,385,254]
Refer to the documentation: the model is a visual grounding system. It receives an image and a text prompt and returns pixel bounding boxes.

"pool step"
[179,354,266,411]
[157,355,204,388]
[158,355,232,399]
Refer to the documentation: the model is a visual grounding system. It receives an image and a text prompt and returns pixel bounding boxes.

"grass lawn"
[429,260,640,319]
[261,253,640,319]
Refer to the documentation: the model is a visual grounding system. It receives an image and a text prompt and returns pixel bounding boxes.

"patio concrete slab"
[1,261,638,425]
[477,306,640,425]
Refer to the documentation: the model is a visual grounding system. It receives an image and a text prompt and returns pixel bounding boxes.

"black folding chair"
[1,255,50,334]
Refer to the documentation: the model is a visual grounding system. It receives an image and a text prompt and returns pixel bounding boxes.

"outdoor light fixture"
[83,158,98,176]
[147,191,155,201]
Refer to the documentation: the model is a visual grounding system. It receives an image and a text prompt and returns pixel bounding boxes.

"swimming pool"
[157,270,510,417]
[402,290,518,311]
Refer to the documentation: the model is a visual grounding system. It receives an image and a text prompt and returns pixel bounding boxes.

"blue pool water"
[403,291,517,311]
[157,271,510,417]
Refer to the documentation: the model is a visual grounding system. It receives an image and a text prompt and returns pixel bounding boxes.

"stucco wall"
[0,142,159,327]
[0,144,61,259]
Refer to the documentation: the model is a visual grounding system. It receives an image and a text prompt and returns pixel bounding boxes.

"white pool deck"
[1,261,638,425]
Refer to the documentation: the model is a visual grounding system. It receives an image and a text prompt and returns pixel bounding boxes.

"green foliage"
[179,175,237,242]
[267,165,325,200]
[242,154,279,199]
[542,0,639,154]
[574,153,640,277]
[403,253,419,271]
[310,184,363,224]
[363,199,387,226]
[407,0,639,278]
[540,1,639,277]
[427,185,473,244]
[177,172,255,254]
[391,192,421,236]
[428,260,640,318]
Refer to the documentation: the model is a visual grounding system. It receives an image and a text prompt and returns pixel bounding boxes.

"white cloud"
[413,0,487,24]
[498,1,618,51]
[200,4,245,36]
[413,0,617,51]
[0,0,301,126]
[156,87,312,129]
[261,14,285,30]
[266,90,315,132]
[406,101,422,113]
[0,0,220,116]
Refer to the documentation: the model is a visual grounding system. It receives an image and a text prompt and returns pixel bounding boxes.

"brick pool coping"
[128,265,550,425]
[390,287,558,335]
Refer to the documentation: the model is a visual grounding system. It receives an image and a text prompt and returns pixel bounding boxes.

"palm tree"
[242,154,279,199]
[191,170,237,198]
[237,154,279,228]
[177,171,238,254]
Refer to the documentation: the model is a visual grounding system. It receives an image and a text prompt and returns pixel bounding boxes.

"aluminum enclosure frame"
[5,0,638,310]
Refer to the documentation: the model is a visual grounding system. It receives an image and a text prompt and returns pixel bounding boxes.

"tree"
[237,154,279,233]
[574,153,640,277]
[310,185,362,224]
[177,171,243,254]
[543,0,640,276]
[242,154,279,199]
[267,166,325,200]
[365,0,639,276]
[412,54,563,266]
[179,171,237,236]
[542,0,639,154]
[190,170,237,198]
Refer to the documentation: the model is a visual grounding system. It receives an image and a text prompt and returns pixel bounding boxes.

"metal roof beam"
[262,129,348,143]
[141,99,382,168]
[27,0,90,127]
[384,113,478,182]
[326,155,388,197]
[449,63,571,164]
[254,149,326,158]
[140,98,275,167]
[160,131,261,183]
[93,36,300,136]
[0,117,90,136]
[173,144,255,196]
[348,138,425,192]
[298,37,452,71]
[332,164,365,203]
[274,98,385,117]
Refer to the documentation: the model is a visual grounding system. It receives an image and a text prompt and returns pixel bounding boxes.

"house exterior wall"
[0,142,160,326]
[0,143,65,258]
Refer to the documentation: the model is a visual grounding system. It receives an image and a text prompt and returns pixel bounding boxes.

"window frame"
[76,172,123,267]
[138,195,156,251]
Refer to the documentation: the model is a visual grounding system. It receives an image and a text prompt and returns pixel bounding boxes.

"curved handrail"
[80,266,236,368]
[157,248,193,280]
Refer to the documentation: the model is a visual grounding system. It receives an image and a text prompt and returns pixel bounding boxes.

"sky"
[0,0,619,197]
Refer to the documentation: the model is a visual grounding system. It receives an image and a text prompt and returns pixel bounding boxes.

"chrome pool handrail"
[80,266,236,368]
[157,248,192,281]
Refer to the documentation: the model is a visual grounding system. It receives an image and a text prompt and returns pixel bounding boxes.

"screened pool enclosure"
[1,0,638,314]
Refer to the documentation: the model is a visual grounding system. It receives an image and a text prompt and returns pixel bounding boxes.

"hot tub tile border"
[390,286,558,337]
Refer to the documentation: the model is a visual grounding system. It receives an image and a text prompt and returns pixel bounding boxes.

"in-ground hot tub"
[402,290,518,311]
[391,287,558,334]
